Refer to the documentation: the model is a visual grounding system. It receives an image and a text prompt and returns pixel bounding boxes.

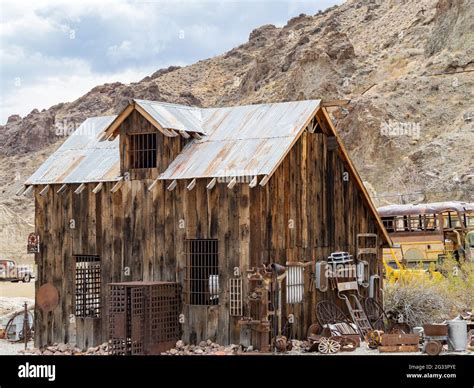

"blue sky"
[0,0,342,124]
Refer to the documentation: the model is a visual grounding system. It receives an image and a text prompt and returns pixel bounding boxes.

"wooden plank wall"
[33,111,384,348]
[248,129,384,338]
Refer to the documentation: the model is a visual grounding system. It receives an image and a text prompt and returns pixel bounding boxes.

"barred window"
[129,133,157,169]
[184,239,219,305]
[229,278,243,316]
[286,263,304,304]
[74,255,101,318]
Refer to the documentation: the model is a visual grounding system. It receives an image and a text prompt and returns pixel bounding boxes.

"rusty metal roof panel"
[378,201,474,217]
[134,99,205,134]
[202,100,318,140]
[25,116,120,185]
[160,100,320,180]
[27,100,321,184]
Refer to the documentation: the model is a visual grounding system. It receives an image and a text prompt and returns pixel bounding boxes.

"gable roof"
[24,99,390,245]
[102,99,207,139]
[27,99,320,185]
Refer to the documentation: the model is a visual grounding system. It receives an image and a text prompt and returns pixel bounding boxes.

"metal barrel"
[447,320,468,351]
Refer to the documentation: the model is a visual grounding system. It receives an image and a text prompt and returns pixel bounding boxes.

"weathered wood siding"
[34,111,384,348]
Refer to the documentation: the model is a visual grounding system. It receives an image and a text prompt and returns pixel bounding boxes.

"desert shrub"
[383,256,473,328]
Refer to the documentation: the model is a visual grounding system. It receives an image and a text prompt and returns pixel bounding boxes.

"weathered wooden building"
[25,99,390,351]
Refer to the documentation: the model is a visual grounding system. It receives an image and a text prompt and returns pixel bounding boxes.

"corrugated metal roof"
[378,201,474,217]
[26,100,321,185]
[135,99,205,134]
[25,116,120,185]
[160,100,320,179]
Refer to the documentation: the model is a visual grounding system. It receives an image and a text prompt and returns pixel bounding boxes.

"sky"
[0,0,342,124]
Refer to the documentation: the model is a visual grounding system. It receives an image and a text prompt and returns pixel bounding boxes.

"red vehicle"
[0,259,34,283]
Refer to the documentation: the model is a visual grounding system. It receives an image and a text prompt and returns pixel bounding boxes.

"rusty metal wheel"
[316,300,351,326]
[364,298,389,331]
[425,340,443,356]
[330,336,358,352]
[318,337,341,354]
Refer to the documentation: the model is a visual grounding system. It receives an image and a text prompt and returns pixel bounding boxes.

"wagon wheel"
[366,330,383,349]
[425,340,443,356]
[316,300,350,326]
[330,336,358,352]
[318,337,341,354]
[364,298,389,331]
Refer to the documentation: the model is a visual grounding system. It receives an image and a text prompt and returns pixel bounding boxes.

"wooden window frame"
[128,132,158,170]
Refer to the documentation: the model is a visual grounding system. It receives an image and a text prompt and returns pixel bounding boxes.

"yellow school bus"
[378,201,474,280]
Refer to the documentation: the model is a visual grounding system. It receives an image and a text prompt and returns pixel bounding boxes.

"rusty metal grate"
[74,255,101,318]
[108,282,181,355]
[129,133,157,169]
[108,284,128,355]
[184,239,219,305]
[149,283,181,344]
[229,278,243,317]
[286,264,304,304]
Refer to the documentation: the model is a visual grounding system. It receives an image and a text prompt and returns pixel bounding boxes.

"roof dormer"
[102,99,204,180]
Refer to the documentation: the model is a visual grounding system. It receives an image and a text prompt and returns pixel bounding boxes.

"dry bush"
[383,257,473,328]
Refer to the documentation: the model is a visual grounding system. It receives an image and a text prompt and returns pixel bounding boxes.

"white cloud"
[0,61,171,123]
[0,0,343,124]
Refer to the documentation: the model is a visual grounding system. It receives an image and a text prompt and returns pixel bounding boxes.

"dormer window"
[129,133,157,169]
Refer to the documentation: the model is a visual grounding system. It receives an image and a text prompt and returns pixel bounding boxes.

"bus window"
[383,217,395,232]
[442,212,451,229]
[450,212,462,228]
[425,214,437,230]
[441,211,463,229]
[395,217,405,232]
[466,215,474,228]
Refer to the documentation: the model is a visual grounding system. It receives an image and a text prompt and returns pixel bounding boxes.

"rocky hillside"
[0,0,473,237]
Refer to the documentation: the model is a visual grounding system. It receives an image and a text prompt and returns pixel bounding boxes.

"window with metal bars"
[286,263,304,304]
[129,133,157,169]
[184,239,219,305]
[228,278,243,316]
[74,255,101,318]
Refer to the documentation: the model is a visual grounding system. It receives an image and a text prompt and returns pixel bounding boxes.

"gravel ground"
[0,339,472,356]
[0,339,34,355]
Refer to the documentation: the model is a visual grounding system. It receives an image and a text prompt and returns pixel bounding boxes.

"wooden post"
[92,182,103,194]
[227,177,237,189]
[187,178,196,191]
[110,178,124,193]
[39,185,50,197]
[15,185,27,196]
[259,175,270,187]
[57,184,68,194]
[23,185,34,196]
[249,176,258,188]
[74,183,86,195]
[167,179,177,191]
[206,178,217,190]
[147,178,159,192]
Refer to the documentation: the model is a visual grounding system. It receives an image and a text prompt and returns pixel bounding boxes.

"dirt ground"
[0,280,35,299]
